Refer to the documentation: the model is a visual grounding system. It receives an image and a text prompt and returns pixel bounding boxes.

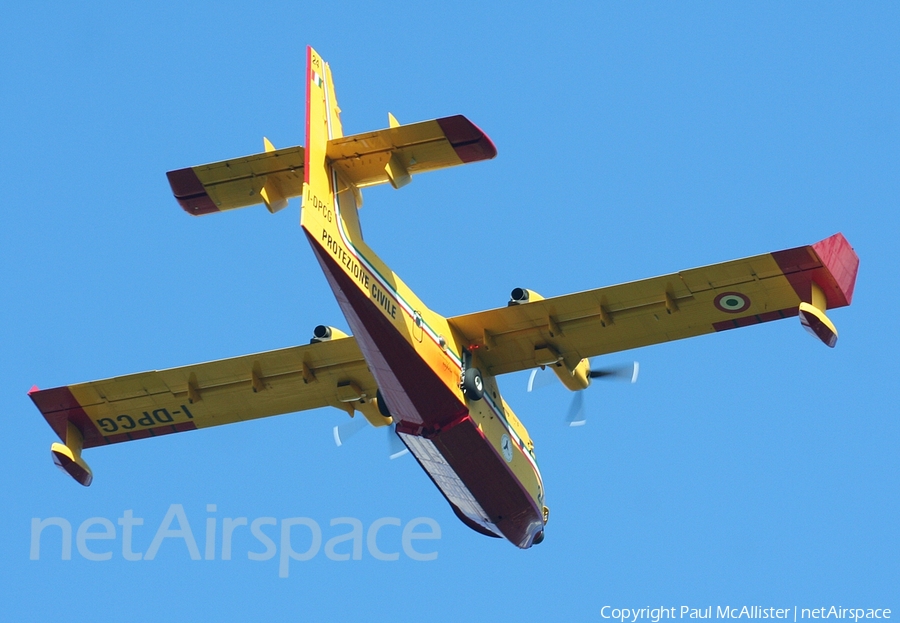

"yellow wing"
[30,336,383,454]
[166,115,496,215]
[167,144,306,215]
[448,234,858,376]
[327,115,497,189]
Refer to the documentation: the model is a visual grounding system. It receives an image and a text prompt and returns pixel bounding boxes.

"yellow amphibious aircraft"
[30,47,859,548]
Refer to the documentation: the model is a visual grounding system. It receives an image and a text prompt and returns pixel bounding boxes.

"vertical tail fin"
[301,47,364,242]
[303,47,336,210]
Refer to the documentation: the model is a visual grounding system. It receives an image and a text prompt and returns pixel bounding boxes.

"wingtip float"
[27,386,94,488]
[30,46,858,549]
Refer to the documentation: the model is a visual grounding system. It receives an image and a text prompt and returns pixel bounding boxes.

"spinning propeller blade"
[527,367,556,392]
[333,416,368,446]
[388,423,409,459]
[589,361,640,383]
[566,391,586,427]
[334,418,409,460]
[526,360,639,426]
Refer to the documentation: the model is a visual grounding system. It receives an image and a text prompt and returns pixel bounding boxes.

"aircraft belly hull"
[399,417,545,548]
[307,234,543,548]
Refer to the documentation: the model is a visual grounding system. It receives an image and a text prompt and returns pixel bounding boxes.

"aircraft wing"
[448,233,858,376]
[30,336,377,451]
[167,145,306,216]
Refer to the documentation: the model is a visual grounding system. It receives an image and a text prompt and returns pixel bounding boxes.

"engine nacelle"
[508,287,544,306]
[310,325,349,343]
[551,357,591,391]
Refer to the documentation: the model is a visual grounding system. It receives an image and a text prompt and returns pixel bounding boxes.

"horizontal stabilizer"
[327,115,496,188]
[167,145,305,215]
[167,115,496,215]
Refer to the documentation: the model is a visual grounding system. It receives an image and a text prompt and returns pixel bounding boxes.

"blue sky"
[1,2,897,621]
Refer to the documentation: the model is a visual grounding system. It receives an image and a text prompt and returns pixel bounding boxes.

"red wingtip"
[28,385,39,395]
[166,168,219,216]
[436,115,498,163]
[772,233,859,311]
[812,233,859,307]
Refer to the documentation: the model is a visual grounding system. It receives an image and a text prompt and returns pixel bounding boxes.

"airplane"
[29,47,859,549]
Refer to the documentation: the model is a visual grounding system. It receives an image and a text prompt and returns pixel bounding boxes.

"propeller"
[588,361,640,383]
[332,416,367,446]
[332,418,409,459]
[527,360,639,426]
[566,391,586,427]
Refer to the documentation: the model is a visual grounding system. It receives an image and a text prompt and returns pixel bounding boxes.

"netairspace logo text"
[30,504,441,578]
[601,607,892,623]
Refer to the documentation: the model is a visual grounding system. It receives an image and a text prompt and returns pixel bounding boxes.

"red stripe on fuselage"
[306,232,543,547]
[305,231,466,428]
